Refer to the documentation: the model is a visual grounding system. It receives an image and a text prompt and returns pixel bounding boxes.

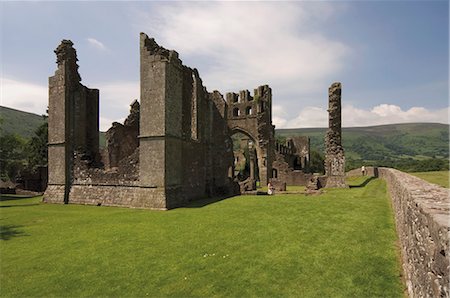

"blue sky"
[1,1,448,130]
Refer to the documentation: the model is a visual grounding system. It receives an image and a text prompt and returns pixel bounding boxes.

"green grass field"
[1,177,404,297]
[410,170,449,188]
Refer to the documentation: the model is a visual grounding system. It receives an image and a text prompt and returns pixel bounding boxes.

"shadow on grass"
[349,176,377,188]
[0,204,40,208]
[0,195,37,202]
[183,196,232,208]
[0,225,28,240]
[183,191,269,208]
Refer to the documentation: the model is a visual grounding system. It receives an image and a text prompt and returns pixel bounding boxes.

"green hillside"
[277,123,449,171]
[0,106,45,139]
[1,105,448,172]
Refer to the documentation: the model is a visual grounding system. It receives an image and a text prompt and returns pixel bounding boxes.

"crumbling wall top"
[54,39,81,82]
[328,82,342,99]
[55,40,77,64]
[140,32,180,63]
[225,85,271,104]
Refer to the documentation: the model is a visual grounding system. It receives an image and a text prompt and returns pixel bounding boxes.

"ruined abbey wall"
[45,40,100,204]
[226,85,275,185]
[44,34,239,209]
[43,33,318,208]
[378,168,449,297]
[272,136,312,186]
[139,33,236,208]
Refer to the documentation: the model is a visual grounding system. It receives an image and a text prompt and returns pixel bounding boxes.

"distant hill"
[0,106,46,139]
[1,105,448,171]
[276,123,449,171]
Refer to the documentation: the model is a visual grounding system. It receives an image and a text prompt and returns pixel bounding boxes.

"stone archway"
[227,118,274,187]
[230,128,260,190]
[224,86,275,186]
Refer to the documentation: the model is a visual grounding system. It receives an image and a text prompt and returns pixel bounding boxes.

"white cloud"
[275,104,449,128]
[91,81,139,131]
[87,38,106,50]
[0,77,138,131]
[134,2,349,95]
[342,104,449,127]
[285,106,328,128]
[0,77,48,115]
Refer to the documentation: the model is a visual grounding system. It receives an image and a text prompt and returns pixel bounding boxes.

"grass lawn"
[409,170,449,188]
[259,185,306,192]
[1,177,404,297]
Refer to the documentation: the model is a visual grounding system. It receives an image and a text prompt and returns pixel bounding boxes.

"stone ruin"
[303,81,347,192]
[270,137,312,190]
[43,33,344,209]
[323,82,347,188]
[44,33,278,209]
[226,86,275,193]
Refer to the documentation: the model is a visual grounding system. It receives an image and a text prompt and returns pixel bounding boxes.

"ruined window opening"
[233,96,239,103]
[233,108,240,117]
[294,157,302,170]
[272,169,278,178]
[260,102,265,113]
[246,106,252,115]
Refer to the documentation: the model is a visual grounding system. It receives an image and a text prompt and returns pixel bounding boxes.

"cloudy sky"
[1,1,448,130]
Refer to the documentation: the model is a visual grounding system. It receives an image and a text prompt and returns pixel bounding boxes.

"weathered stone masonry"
[139,34,236,208]
[377,168,449,297]
[43,33,319,208]
[324,82,347,188]
[271,137,311,188]
[45,33,267,209]
[45,40,100,204]
[226,86,275,188]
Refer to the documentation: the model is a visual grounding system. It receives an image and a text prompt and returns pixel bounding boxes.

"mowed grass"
[1,177,404,297]
[410,170,449,188]
[259,185,306,192]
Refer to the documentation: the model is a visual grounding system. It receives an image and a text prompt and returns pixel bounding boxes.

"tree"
[27,119,48,169]
[0,134,27,180]
[307,150,325,174]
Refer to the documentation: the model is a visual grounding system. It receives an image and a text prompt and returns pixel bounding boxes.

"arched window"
[246,106,252,115]
[233,108,240,117]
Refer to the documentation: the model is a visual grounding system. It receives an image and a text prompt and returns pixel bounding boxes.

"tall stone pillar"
[139,33,184,209]
[324,82,347,188]
[44,40,100,204]
[255,85,274,186]
[44,41,77,204]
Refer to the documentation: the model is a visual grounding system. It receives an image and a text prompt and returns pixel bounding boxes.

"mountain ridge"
[1,105,448,172]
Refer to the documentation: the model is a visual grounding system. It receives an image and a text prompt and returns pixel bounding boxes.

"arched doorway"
[230,129,259,191]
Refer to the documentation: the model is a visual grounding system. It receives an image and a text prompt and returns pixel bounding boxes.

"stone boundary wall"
[377,167,449,297]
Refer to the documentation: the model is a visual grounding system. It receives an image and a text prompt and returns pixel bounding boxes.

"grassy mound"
[1,177,404,297]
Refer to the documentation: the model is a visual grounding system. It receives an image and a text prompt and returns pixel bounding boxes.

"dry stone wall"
[378,168,449,297]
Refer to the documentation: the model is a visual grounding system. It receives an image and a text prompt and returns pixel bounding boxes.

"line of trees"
[0,117,48,182]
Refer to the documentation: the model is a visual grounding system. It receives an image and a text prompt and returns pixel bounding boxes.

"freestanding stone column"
[324,82,347,188]
[43,40,99,204]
